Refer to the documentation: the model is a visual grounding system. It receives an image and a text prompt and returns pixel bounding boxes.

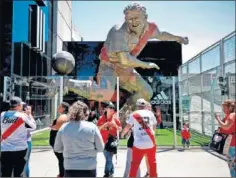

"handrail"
[182,31,235,66]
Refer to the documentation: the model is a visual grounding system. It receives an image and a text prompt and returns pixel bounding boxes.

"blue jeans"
[182,138,190,146]
[24,141,32,177]
[227,146,236,177]
[103,150,114,176]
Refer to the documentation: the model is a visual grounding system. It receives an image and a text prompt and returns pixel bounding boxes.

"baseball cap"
[136,98,146,107]
[9,96,22,107]
[105,102,116,110]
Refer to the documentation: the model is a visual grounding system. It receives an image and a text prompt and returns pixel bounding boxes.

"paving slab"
[30,148,230,177]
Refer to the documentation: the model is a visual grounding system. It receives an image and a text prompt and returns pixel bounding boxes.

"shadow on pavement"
[157,148,175,153]
[203,148,227,161]
[177,148,185,152]
[32,149,51,153]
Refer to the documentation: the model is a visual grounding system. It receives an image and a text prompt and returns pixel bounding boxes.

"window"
[224,35,235,63]
[188,57,200,75]
[182,65,187,74]
[22,43,30,76]
[28,5,45,51]
[180,65,188,80]
[188,75,201,94]
[13,43,22,75]
[180,80,188,95]
[202,69,216,92]
[224,61,235,75]
[202,45,220,72]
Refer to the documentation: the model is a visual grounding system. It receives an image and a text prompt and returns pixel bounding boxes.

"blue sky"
[72,1,235,62]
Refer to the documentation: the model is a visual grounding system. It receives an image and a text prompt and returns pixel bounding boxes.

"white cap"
[136,98,146,106]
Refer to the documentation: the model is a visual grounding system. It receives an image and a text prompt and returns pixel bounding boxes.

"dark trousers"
[54,151,64,177]
[160,122,164,129]
[64,169,96,177]
[1,149,27,177]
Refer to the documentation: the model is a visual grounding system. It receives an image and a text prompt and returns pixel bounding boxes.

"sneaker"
[144,172,149,177]
[103,174,113,177]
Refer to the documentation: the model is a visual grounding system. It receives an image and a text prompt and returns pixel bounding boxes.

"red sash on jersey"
[1,117,24,142]
[130,23,157,56]
[100,47,109,62]
[132,113,156,145]
[100,22,157,61]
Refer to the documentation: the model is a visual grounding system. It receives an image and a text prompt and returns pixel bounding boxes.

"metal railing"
[178,31,236,139]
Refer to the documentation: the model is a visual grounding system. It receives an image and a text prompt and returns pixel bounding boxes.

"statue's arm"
[153,25,188,44]
[117,52,150,69]
[154,26,180,41]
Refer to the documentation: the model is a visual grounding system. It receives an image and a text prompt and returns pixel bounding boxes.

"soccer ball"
[52,51,75,75]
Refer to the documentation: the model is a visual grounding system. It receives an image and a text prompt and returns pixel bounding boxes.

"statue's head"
[123,2,147,35]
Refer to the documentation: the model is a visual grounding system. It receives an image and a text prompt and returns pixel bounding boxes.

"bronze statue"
[65,2,188,109]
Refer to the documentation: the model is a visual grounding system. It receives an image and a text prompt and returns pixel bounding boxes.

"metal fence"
[178,31,235,137]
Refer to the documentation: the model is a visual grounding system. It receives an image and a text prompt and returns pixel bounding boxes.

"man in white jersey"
[121,98,157,177]
[1,96,36,177]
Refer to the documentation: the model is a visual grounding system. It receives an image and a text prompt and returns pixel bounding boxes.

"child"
[155,106,164,129]
[181,123,191,149]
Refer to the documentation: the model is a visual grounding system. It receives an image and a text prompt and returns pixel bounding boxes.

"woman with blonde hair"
[54,100,104,177]
[215,100,236,177]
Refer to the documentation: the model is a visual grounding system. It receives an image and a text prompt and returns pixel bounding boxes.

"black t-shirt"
[88,110,99,124]
[127,132,134,148]
[49,119,58,147]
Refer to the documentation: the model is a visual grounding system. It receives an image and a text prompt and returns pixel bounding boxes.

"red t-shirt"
[156,113,162,124]
[181,128,191,139]
[220,114,236,146]
[97,113,121,144]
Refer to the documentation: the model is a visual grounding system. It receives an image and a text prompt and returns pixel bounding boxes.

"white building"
[72,24,81,41]
[53,1,81,53]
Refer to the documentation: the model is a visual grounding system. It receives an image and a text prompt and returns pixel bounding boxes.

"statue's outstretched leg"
[119,70,153,126]
[120,70,153,107]
[64,64,117,102]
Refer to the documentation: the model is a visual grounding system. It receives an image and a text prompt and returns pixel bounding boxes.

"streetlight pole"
[172,77,177,148]
[59,76,63,104]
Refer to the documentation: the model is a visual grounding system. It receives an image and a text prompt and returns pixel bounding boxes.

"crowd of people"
[49,98,161,177]
[0,96,235,177]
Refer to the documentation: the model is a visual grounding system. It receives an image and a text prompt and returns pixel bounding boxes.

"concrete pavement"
[29,148,230,177]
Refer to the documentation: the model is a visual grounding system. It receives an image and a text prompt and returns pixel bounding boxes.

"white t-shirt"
[1,111,36,151]
[127,109,157,149]
[27,130,33,142]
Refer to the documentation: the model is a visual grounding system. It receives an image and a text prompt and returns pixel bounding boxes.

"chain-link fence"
[178,31,235,144]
